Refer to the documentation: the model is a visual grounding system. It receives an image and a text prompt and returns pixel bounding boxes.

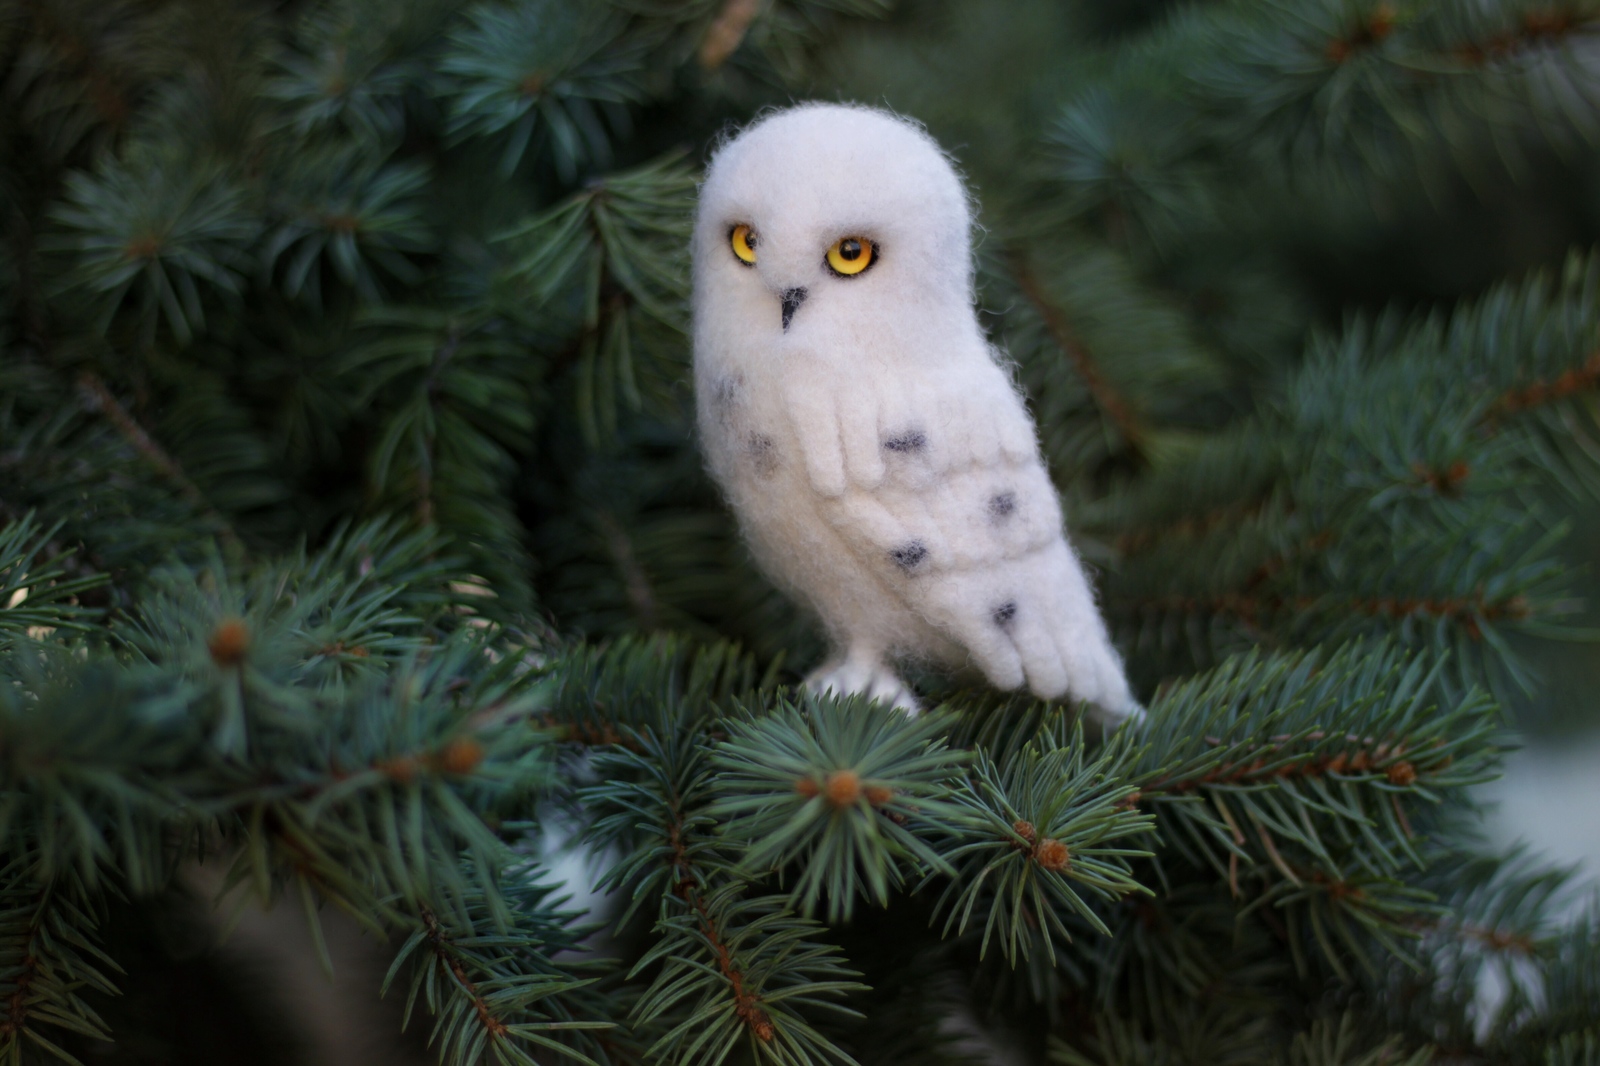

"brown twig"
[0,889,45,1040]
[593,508,659,630]
[1141,730,1447,797]
[1325,3,1396,63]
[1484,350,1600,424]
[75,371,239,548]
[1452,8,1593,66]
[1114,493,1282,556]
[1008,251,1147,454]
[422,908,510,1039]
[665,800,774,1042]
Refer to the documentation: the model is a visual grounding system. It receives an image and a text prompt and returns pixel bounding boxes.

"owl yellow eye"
[825,236,875,277]
[730,224,758,265]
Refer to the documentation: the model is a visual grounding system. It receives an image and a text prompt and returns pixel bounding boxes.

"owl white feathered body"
[693,103,1138,721]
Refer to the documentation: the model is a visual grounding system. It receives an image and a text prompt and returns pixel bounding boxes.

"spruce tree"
[2,0,1599,1063]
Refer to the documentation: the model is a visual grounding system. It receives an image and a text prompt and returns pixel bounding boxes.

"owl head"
[693,103,975,341]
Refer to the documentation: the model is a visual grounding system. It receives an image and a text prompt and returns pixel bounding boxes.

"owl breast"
[698,354,962,658]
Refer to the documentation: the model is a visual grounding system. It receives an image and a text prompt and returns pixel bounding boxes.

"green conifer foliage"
[3,0,1600,1062]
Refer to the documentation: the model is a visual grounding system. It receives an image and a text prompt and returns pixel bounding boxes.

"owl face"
[694,104,974,342]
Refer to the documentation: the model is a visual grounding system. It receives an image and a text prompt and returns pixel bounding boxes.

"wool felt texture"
[692,102,1139,721]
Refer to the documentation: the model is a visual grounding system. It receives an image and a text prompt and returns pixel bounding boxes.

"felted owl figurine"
[692,102,1140,723]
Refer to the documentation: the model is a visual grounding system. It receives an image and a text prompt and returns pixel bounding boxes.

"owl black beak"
[780,287,807,331]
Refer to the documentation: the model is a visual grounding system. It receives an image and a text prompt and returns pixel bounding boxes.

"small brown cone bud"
[864,785,893,807]
[1035,838,1070,872]
[1369,3,1395,40]
[825,769,860,807]
[438,738,485,776]
[1387,761,1417,786]
[1013,819,1036,843]
[208,617,251,666]
[795,777,821,799]
[698,0,759,70]
[377,757,418,785]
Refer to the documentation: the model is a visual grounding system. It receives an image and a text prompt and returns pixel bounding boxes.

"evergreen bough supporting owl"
[694,103,1139,721]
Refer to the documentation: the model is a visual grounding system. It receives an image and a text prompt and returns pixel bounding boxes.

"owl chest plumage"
[697,351,843,568]
[696,330,1062,655]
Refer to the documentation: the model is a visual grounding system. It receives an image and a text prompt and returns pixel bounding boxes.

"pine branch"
[537,634,771,752]
[0,363,228,577]
[494,152,695,444]
[348,307,536,611]
[383,863,620,1066]
[437,0,654,180]
[1007,249,1148,456]
[0,515,104,645]
[709,694,970,921]
[5,0,148,160]
[44,141,258,346]
[931,721,1154,968]
[265,0,441,143]
[74,371,238,547]
[261,146,434,309]
[1120,643,1501,875]
[0,858,120,1066]
[586,721,864,1065]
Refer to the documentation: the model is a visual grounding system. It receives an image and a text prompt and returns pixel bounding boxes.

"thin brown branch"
[1484,349,1600,424]
[1114,493,1281,556]
[75,371,239,548]
[1143,733,1445,795]
[1325,3,1395,63]
[593,508,659,630]
[1451,9,1596,66]
[0,888,45,1039]
[422,908,509,1039]
[1008,251,1147,454]
[665,799,774,1042]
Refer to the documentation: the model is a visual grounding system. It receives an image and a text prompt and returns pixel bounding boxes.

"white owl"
[692,102,1139,723]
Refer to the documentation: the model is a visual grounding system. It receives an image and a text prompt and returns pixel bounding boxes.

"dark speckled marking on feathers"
[710,375,742,428]
[992,601,1017,627]
[891,542,928,571]
[747,433,779,478]
[988,492,1016,521]
[883,429,926,454]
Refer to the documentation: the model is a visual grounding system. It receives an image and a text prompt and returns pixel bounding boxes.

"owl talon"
[1088,698,1146,730]
[805,656,922,716]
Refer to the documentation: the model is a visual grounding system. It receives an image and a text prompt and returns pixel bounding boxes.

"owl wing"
[779,353,1137,715]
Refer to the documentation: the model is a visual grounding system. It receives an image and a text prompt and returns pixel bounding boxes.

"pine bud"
[825,769,860,807]
[1035,838,1070,872]
[438,738,485,775]
[1387,761,1417,786]
[208,617,250,666]
[377,757,418,785]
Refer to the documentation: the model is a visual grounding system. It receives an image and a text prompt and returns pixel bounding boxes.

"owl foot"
[805,654,922,716]
[1086,698,1146,730]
